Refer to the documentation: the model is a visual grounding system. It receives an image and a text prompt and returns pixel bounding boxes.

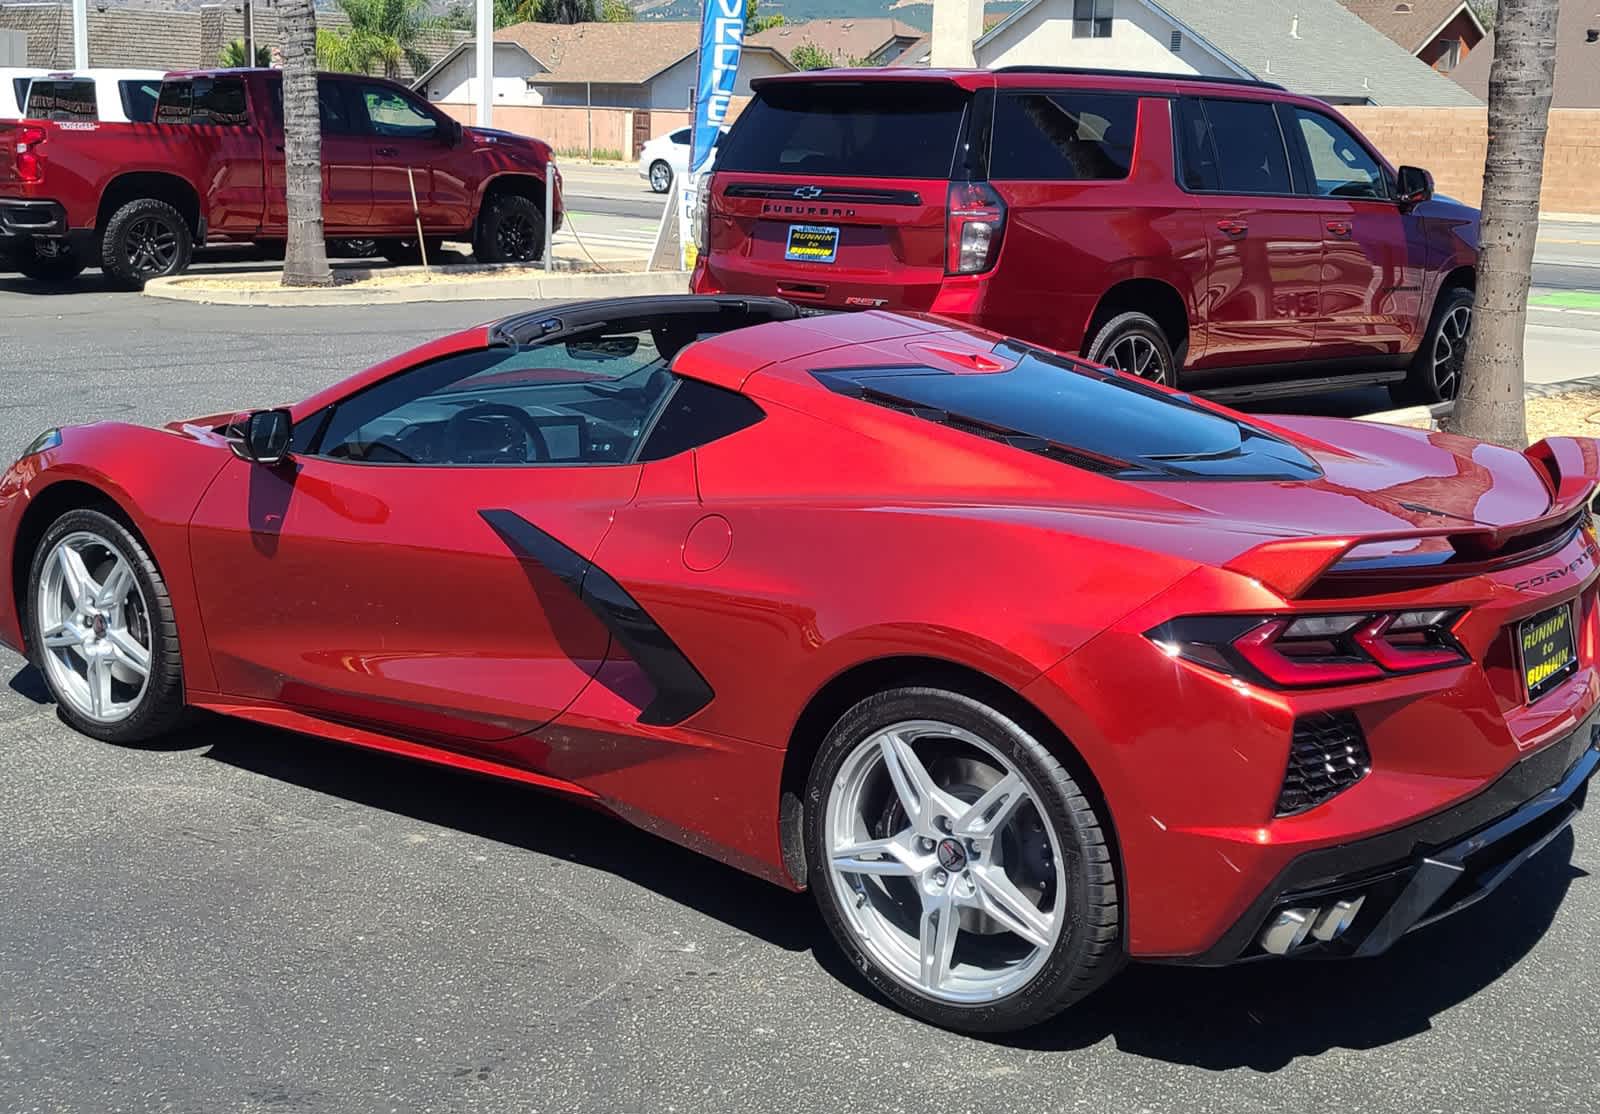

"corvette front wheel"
[26,508,185,743]
[805,687,1122,1032]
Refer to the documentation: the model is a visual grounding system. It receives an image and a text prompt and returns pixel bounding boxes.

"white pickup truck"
[22,69,166,123]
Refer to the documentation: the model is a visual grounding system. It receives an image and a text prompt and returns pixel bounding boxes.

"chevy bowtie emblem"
[794,185,824,200]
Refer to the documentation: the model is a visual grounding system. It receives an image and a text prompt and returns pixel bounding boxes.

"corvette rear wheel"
[26,508,185,743]
[805,688,1122,1032]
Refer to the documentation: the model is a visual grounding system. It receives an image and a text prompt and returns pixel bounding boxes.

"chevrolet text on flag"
[691,0,746,176]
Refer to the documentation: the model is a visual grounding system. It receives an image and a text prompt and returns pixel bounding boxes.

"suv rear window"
[990,91,1136,181]
[25,79,96,121]
[719,82,969,179]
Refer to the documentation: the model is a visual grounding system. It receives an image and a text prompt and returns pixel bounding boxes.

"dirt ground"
[1527,391,1600,442]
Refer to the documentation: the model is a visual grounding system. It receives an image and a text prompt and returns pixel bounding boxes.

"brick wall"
[1343,107,1600,215]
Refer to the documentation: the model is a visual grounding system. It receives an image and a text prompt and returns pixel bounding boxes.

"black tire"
[13,240,86,282]
[1084,310,1178,386]
[378,237,444,266]
[472,194,545,264]
[804,687,1123,1033]
[330,238,379,259]
[24,507,185,744]
[647,159,673,194]
[99,198,193,290]
[1389,286,1473,406]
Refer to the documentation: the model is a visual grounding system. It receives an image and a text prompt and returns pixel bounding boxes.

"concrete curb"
[144,267,690,307]
[1357,400,1454,429]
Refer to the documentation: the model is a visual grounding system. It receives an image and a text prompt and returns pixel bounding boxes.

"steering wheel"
[443,403,551,464]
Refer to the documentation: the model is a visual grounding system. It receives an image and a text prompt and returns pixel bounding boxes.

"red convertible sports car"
[2,295,1597,1032]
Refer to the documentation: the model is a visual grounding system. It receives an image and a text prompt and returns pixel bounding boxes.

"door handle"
[376,146,400,158]
[1326,220,1353,238]
[1216,219,1248,236]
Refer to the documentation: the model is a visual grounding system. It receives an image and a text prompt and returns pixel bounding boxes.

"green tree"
[601,0,634,20]
[280,0,332,287]
[791,42,833,70]
[747,0,784,33]
[316,0,438,79]
[1448,0,1560,446]
[219,38,272,67]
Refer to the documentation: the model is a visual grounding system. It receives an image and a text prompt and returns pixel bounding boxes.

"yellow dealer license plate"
[785,224,839,264]
[1519,603,1578,703]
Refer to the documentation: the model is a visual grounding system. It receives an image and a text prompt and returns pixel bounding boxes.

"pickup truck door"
[263,78,373,234]
[352,81,473,233]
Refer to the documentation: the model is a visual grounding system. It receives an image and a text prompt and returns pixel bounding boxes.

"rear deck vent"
[1277,712,1370,817]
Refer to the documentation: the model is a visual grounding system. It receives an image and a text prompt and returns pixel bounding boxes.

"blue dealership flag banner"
[691,0,746,176]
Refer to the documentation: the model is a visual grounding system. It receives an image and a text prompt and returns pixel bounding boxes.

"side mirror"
[234,408,293,466]
[1397,165,1434,207]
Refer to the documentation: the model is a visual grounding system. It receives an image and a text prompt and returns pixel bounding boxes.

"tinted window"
[315,319,686,465]
[155,80,192,123]
[669,127,690,144]
[719,83,968,179]
[12,78,31,112]
[358,84,437,139]
[991,91,1135,181]
[26,80,96,121]
[268,79,362,135]
[193,77,248,125]
[118,79,160,122]
[816,346,1320,481]
[1192,98,1293,195]
[637,378,764,461]
[1294,109,1386,199]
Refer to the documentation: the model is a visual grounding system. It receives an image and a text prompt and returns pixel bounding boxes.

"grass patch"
[555,146,627,162]
[1529,290,1600,310]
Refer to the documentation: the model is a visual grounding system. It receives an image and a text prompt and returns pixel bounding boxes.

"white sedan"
[638,125,726,194]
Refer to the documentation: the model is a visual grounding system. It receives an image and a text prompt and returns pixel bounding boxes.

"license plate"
[785,224,839,264]
[1519,603,1578,702]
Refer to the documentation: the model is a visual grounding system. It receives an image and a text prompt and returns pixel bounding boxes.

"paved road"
[1,291,1599,1113]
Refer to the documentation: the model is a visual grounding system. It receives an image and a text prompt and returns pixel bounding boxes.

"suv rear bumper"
[1176,711,1599,965]
[0,198,69,243]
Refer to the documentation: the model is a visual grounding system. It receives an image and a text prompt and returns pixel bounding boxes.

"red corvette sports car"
[2,295,1597,1032]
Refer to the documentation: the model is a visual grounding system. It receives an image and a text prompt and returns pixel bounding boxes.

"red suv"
[691,67,1478,406]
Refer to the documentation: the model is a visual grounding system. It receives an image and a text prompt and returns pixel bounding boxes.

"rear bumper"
[1178,711,1599,965]
[0,198,68,242]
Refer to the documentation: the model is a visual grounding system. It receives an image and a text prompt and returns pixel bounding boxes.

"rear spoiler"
[1225,436,1600,598]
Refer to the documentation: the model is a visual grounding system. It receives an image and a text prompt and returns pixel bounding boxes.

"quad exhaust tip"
[1259,896,1366,955]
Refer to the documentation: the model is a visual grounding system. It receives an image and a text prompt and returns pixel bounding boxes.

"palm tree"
[317,0,436,80]
[280,0,333,288]
[219,38,272,67]
[1448,0,1560,447]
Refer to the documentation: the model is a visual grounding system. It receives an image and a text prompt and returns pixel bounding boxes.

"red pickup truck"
[0,68,563,287]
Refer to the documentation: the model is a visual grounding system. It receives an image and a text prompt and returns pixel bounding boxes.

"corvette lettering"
[1513,541,1598,591]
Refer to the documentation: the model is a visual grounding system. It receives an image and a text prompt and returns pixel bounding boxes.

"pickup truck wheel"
[473,194,544,264]
[100,198,193,290]
[13,240,86,282]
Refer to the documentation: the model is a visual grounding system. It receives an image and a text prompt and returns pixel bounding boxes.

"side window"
[155,80,193,123]
[990,91,1136,181]
[268,79,361,136]
[118,79,161,123]
[13,78,32,112]
[190,77,248,126]
[26,80,97,121]
[637,379,765,461]
[669,127,691,144]
[1174,96,1220,191]
[1198,97,1293,195]
[1293,109,1386,200]
[314,319,686,465]
[357,84,438,140]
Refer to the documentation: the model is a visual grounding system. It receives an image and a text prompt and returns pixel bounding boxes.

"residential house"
[969,0,1481,105]
[1451,1,1600,107]
[748,18,924,67]
[414,21,794,111]
[1340,0,1486,72]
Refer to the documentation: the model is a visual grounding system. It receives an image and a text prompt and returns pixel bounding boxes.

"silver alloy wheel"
[824,720,1067,1004]
[1104,333,1164,383]
[1432,303,1471,400]
[649,160,672,193]
[35,531,152,724]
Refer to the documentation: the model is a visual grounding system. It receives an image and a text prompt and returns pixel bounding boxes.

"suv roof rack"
[991,66,1286,92]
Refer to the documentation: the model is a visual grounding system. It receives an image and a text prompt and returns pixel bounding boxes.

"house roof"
[1338,0,1485,55]
[748,18,922,64]
[977,0,1479,105]
[411,39,541,94]
[1451,1,1600,108]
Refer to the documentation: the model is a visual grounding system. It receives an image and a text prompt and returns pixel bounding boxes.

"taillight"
[14,125,45,184]
[945,181,1005,275]
[695,170,715,254]
[1147,609,1467,688]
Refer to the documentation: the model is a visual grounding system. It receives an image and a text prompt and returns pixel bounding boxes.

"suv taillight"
[1147,610,1468,688]
[945,181,1005,275]
[14,125,45,184]
[696,170,716,254]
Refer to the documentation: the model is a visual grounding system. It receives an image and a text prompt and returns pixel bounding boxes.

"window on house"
[1438,39,1463,71]
[1073,0,1114,38]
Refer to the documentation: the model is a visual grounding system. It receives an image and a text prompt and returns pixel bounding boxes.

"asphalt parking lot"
[2,283,1599,1114]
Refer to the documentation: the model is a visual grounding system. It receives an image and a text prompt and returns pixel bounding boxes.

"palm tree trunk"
[1447,0,1559,447]
[281,0,334,287]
